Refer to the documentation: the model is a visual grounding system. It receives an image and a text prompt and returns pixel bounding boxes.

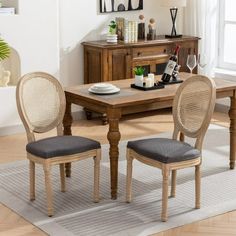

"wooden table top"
[65,73,236,108]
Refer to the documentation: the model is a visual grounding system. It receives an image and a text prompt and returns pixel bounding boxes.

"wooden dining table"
[63,72,236,200]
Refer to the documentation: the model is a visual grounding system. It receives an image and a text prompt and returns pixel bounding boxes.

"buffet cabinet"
[83,36,200,84]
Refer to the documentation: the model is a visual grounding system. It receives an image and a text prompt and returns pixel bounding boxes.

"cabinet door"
[84,47,103,84]
[108,49,131,81]
[178,41,198,73]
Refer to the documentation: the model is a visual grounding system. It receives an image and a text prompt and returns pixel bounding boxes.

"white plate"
[91,83,116,91]
[88,87,120,95]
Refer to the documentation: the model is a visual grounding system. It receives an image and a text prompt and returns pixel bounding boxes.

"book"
[0,7,15,15]
[116,17,124,41]
[124,19,129,43]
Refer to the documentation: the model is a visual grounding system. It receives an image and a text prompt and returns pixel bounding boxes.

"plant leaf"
[0,39,10,61]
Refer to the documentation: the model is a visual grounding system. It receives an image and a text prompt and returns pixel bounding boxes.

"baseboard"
[215,103,230,113]
[0,110,85,137]
[0,124,25,136]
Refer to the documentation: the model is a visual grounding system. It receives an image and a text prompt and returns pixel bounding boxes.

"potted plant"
[0,38,11,87]
[0,38,10,61]
[109,20,117,35]
[134,66,145,87]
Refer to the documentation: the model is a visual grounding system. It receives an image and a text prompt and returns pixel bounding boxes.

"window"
[218,0,236,70]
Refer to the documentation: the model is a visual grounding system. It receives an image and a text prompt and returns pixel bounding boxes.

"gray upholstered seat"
[127,138,200,164]
[26,136,101,159]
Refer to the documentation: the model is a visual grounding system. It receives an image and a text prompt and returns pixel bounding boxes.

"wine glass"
[187,54,197,74]
[198,54,207,71]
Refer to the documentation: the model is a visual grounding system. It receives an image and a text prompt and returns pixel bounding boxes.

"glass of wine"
[187,54,197,74]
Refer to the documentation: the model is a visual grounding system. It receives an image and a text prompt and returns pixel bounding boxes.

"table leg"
[229,93,236,169]
[107,109,121,200]
[63,99,73,177]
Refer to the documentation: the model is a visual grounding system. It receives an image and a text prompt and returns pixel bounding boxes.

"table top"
[65,73,236,109]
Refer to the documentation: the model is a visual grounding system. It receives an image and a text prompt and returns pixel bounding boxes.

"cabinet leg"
[102,113,108,125]
[83,108,93,120]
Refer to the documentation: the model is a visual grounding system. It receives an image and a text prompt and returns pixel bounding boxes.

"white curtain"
[184,0,219,76]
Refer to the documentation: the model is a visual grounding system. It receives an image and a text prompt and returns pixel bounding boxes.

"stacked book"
[126,20,138,43]
[115,18,138,44]
[0,7,15,15]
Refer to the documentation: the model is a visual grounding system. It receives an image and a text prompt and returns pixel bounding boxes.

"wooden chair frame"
[126,75,216,222]
[16,72,101,216]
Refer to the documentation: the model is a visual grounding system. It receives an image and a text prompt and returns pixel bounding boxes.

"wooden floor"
[0,109,235,236]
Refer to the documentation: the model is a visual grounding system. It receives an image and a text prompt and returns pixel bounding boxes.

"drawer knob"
[137,52,141,56]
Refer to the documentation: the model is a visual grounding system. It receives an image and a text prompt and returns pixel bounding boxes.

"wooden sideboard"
[82,36,200,123]
[83,36,200,84]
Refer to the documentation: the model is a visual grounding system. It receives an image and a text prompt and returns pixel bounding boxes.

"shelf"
[1,0,19,14]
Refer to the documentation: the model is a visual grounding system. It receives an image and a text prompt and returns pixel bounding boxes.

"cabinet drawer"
[132,45,173,58]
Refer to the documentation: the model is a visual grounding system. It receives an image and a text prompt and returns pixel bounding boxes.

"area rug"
[1,125,236,236]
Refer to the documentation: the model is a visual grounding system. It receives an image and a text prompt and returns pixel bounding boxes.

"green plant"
[109,20,117,33]
[134,66,145,76]
[0,38,10,61]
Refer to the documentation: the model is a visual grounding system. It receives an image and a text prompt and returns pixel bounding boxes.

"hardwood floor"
[0,109,235,236]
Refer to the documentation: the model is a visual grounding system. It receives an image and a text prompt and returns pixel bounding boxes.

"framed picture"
[100,0,143,13]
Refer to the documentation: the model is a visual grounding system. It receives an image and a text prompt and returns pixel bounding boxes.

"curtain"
[184,0,219,76]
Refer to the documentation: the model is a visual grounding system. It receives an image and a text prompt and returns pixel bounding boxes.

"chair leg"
[195,164,201,209]
[126,149,134,203]
[171,170,177,198]
[60,164,66,192]
[93,149,101,203]
[43,164,54,217]
[29,160,35,201]
[161,168,170,222]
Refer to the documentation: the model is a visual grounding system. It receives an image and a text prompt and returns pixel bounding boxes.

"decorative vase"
[0,62,11,87]
[134,74,144,87]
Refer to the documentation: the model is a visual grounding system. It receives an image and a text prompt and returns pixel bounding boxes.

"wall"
[0,0,60,134]
[59,0,183,86]
[0,0,184,134]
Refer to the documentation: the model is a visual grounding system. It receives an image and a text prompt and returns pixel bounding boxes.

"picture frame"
[100,0,143,13]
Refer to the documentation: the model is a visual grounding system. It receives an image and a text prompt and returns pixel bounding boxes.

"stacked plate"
[106,34,118,43]
[88,83,120,95]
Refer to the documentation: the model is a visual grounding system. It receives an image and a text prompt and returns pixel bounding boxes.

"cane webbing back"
[173,75,216,139]
[16,72,66,134]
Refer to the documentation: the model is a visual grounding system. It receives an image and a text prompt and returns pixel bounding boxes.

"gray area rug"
[1,125,236,236]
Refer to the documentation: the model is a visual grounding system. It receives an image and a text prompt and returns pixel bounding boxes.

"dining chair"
[126,75,216,222]
[16,72,101,216]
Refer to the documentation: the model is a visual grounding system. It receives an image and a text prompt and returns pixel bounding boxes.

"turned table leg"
[107,108,121,200]
[229,93,236,169]
[63,98,73,177]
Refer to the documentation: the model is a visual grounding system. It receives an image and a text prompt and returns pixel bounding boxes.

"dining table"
[63,72,236,200]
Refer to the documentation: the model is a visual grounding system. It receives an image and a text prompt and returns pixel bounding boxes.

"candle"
[147,73,155,87]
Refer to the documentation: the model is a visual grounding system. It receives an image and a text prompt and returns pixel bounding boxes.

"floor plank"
[0,109,234,236]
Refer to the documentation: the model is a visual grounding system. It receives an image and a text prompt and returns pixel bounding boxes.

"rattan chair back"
[16,72,66,140]
[172,75,216,149]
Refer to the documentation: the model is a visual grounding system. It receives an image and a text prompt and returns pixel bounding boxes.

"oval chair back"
[16,72,66,142]
[172,75,216,150]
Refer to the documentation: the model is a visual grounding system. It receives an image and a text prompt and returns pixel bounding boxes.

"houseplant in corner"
[0,38,11,87]
[134,66,145,87]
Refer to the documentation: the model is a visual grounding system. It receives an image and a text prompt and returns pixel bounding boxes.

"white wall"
[0,0,184,134]
[0,0,60,133]
[59,0,183,86]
